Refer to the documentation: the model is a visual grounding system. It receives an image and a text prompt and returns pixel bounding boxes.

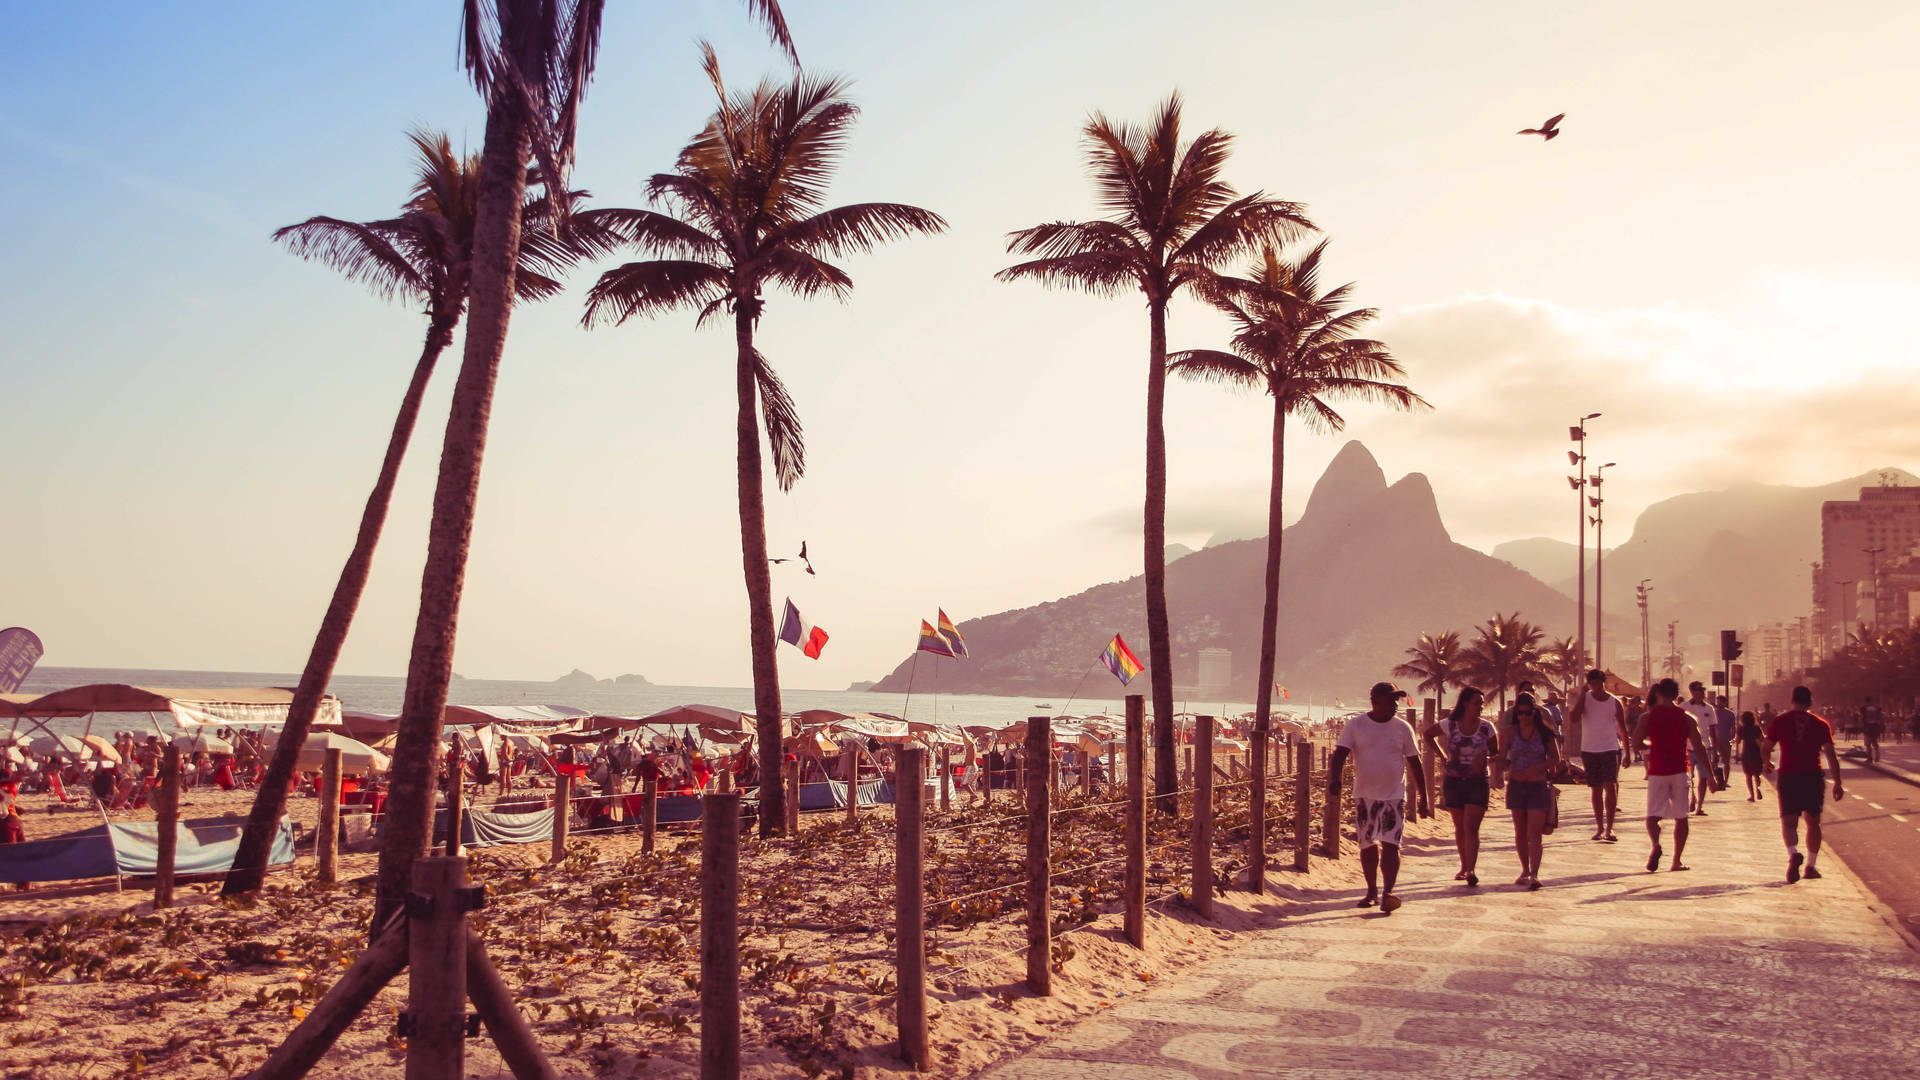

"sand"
[0,764,1434,1079]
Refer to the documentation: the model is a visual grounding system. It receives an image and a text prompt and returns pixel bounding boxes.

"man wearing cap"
[1329,682,1430,914]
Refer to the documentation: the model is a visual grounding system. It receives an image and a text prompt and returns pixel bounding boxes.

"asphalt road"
[1820,764,1920,943]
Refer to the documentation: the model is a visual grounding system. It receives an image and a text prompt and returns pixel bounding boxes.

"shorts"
[1442,774,1489,809]
[1778,772,1826,817]
[1581,750,1621,787]
[1355,798,1406,848]
[1646,773,1690,819]
[1506,780,1552,813]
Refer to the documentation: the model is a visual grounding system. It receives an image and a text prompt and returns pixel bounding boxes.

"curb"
[1808,816,1920,956]
[1856,758,1920,790]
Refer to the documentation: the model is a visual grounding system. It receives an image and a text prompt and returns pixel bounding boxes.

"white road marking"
[1868,802,1884,810]
[1892,813,1910,822]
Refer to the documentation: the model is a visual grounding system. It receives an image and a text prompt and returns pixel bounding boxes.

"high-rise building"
[1196,648,1232,697]
[1813,480,1920,650]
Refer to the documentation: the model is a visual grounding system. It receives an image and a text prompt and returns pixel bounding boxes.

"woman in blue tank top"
[1497,692,1561,890]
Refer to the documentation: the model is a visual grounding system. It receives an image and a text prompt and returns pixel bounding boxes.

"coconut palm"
[1394,630,1464,714]
[1460,612,1549,714]
[372,0,796,926]
[580,47,945,836]
[1170,241,1426,737]
[222,129,584,897]
[998,95,1312,811]
[1541,634,1590,696]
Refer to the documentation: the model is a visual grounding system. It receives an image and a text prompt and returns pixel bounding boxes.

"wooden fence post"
[407,856,470,1080]
[1322,743,1342,860]
[1192,716,1214,918]
[154,745,180,908]
[939,746,951,813]
[1424,697,1440,810]
[1123,696,1145,948]
[784,759,801,835]
[1249,717,1268,894]
[700,790,741,1080]
[894,747,929,1069]
[1014,749,1025,800]
[317,747,343,886]
[1293,742,1311,871]
[843,746,860,827]
[1024,716,1051,996]
[1182,744,1193,790]
[1080,752,1091,797]
[445,751,464,856]
[550,772,571,863]
[641,776,657,854]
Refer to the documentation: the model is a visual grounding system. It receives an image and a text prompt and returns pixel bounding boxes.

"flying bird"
[1517,113,1564,140]
[770,541,817,575]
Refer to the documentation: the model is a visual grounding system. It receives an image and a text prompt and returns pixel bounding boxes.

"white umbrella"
[174,733,233,754]
[278,732,389,775]
[80,734,122,764]
[31,733,86,759]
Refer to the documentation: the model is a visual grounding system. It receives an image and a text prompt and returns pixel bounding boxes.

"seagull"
[1517,113,1564,140]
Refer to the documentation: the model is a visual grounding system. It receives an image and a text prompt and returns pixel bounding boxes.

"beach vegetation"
[1458,611,1550,713]
[1395,630,1466,712]
[998,95,1313,812]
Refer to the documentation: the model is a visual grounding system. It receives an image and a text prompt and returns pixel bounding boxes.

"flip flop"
[1357,895,1377,908]
[1603,834,1619,843]
[1805,867,1823,880]
[1648,846,1662,873]
[1669,864,1690,872]
[1787,852,1803,884]
[1380,895,1403,914]
[1528,879,1543,891]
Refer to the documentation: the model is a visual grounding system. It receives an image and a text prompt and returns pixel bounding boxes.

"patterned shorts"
[1355,797,1406,848]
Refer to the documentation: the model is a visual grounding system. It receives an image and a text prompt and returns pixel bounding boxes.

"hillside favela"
[4,3,1918,1078]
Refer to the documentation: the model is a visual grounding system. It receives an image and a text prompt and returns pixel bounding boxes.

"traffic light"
[1721,630,1743,663]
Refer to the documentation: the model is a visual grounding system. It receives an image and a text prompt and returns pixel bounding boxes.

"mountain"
[1495,467,1919,665]
[869,441,1578,700]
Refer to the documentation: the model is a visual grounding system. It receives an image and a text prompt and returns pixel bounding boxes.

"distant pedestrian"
[1567,668,1629,841]
[1496,692,1561,889]
[1633,677,1711,873]
[1681,682,1719,814]
[1736,712,1765,801]
[1423,686,1494,887]
[1860,696,1885,763]
[1763,685,1844,883]
[1713,695,1737,783]
[1329,682,1430,914]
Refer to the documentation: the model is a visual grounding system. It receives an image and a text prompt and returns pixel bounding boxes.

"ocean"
[11,666,1346,738]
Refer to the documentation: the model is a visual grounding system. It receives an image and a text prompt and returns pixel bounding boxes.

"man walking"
[1713,694,1737,783]
[1634,678,1711,873]
[1567,669,1629,842]
[1764,686,1844,883]
[1329,682,1430,914]
[1860,695,1885,763]
[1681,682,1719,814]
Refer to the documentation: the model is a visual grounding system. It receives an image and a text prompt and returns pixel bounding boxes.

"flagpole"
[1056,657,1101,719]
[900,646,922,722]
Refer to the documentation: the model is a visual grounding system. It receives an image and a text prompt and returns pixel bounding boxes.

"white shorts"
[1355,798,1406,848]
[1646,773,1690,820]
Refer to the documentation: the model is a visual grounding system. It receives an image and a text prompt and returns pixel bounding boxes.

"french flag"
[779,598,829,659]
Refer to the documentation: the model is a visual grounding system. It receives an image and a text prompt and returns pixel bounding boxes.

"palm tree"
[1170,241,1426,738]
[998,95,1312,811]
[222,129,582,897]
[581,48,945,837]
[372,0,796,926]
[1541,634,1590,697]
[1394,630,1464,714]
[1460,612,1548,714]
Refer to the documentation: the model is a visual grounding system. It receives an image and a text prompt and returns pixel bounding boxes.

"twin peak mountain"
[869,441,1569,699]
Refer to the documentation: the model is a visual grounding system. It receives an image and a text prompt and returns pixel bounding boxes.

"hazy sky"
[5,1,1918,689]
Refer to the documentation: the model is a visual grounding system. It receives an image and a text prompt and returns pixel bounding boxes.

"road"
[1824,749,1920,944]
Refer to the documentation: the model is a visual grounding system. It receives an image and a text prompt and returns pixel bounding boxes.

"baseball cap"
[1370,681,1408,700]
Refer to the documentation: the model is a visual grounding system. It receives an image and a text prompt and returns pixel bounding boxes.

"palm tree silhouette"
[1171,241,1426,739]
[1461,612,1548,715]
[1541,635,1590,697]
[581,46,945,836]
[998,94,1311,811]
[1395,630,1465,714]
[223,129,586,896]
[372,0,797,925]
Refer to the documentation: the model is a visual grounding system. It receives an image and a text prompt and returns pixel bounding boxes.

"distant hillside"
[870,442,1578,700]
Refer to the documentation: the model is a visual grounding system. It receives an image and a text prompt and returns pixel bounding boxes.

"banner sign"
[0,627,44,693]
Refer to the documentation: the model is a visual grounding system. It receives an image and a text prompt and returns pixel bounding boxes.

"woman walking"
[1737,711,1766,802]
[1424,686,1495,887]
[1497,692,1561,890]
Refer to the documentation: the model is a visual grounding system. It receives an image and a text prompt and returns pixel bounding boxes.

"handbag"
[1542,784,1560,835]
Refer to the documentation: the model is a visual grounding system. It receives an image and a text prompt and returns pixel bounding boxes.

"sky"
[4,0,1919,689]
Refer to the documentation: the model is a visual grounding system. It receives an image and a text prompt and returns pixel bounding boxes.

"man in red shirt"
[1763,685,1845,883]
[1631,678,1711,873]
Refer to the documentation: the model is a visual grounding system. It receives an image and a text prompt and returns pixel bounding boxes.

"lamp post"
[1636,579,1654,690]
[1569,414,1601,662]
[1863,546,1884,636]
[1590,462,1615,672]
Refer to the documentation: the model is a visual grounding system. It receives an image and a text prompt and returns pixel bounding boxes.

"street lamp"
[1591,462,1616,670]
[1636,579,1654,690]
[1569,414,1601,662]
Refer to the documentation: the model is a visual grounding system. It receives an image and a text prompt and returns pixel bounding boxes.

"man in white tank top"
[1567,669,1630,841]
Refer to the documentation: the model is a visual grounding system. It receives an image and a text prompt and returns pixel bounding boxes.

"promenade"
[988,779,1920,1080]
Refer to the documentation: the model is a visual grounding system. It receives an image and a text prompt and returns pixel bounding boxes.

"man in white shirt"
[1681,682,1719,814]
[1566,669,1630,842]
[1328,682,1430,914]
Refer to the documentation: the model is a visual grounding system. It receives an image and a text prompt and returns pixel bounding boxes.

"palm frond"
[574,206,724,258]
[993,252,1138,295]
[1002,219,1141,261]
[780,202,947,256]
[752,348,806,490]
[581,259,730,327]
[1173,192,1314,268]
[1167,349,1262,390]
[761,247,853,301]
[511,267,566,303]
[742,0,799,65]
[1081,111,1149,225]
[272,215,426,305]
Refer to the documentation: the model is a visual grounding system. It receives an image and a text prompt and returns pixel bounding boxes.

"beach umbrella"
[634,704,755,732]
[280,732,389,775]
[31,733,87,759]
[80,734,122,763]
[173,733,232,754]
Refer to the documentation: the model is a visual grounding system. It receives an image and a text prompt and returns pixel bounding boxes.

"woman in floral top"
[1423,686,1494,887]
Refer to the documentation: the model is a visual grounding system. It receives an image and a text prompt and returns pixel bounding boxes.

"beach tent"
[269,731,388,774]
[0,685,343,752]
[173,733,232,754]
[0,817,297,886]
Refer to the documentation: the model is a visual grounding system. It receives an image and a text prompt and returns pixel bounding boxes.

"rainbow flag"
[917,620,956,658]
[937,609,968,658]
[1101,633,1144,685]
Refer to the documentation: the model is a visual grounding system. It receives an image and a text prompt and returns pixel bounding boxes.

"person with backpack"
[1423,686,1495,887]
[1496,692,1560,889]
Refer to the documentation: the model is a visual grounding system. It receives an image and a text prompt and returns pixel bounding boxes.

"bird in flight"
[771,542,818,575]
[1517,113,1564,140]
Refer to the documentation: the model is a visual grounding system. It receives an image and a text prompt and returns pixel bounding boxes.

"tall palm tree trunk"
[1253,407,1286,735]
[1145,296,1177,813]
[221,316,457,897]
[372,101,530,928]
[735,302,785,837]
